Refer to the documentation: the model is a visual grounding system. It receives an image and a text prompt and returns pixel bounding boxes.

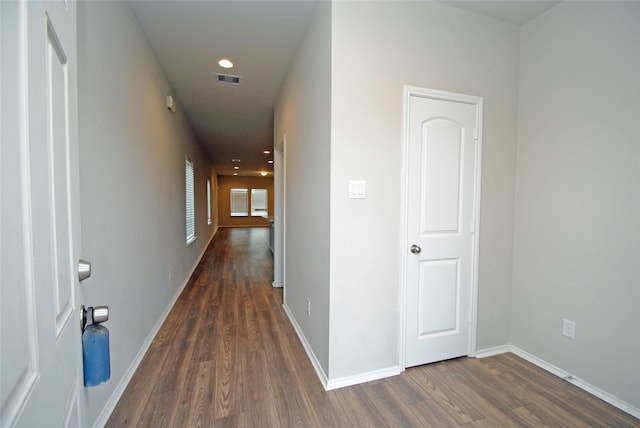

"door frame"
[399,86,483,369]
[274,135,286,290]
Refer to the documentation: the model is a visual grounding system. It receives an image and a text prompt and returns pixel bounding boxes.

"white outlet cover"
[562,319,576,339]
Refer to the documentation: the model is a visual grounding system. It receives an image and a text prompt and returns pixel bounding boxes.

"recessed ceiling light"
[233,166,239,170]
[233,173,238,176]
[231,158,241,163]
[218,58,233,69]
[263,150,271,154]
[260,172,268,177]
[268,160,274,164]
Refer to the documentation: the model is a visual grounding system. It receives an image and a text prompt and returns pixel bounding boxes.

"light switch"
[348,180,366,199]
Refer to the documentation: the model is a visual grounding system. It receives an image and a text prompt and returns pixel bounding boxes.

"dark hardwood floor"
[106,227,639,427]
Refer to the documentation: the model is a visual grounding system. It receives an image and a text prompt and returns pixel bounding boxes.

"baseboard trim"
[475,344,640,419]
[282,305,401,391]
[92,228,218,428]
[282,303,329,389]
[475,344,512,358]
[326,366,402,391]
[217,224,269,228]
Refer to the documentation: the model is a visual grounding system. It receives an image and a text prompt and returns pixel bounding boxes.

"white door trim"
[399,86,483,369]
[274,135,286,290]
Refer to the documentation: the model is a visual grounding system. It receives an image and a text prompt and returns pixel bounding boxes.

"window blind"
[185,159,195,243]
[230,188,248,216]
[206,179,212,225]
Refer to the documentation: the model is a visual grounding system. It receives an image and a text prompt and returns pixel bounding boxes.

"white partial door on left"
[1,1,86,426]
[404,88,482,368]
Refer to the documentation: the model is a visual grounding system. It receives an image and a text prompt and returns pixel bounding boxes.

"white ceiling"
[440,1,560,26]
[129,0,318,176]
[129,0,560,176]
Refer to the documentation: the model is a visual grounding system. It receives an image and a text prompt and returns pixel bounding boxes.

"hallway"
[106,227,332,426]
[106,228,639,427]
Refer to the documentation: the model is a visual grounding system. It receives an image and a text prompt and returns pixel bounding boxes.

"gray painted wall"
[328,1,519,379]
[512,1,640,409]
[71,0,639,421]
[276,2,638,412]
[77,2,217,424]
[274,2,332,375]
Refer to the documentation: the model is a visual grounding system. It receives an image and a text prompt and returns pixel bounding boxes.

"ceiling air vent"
[216,74,241,85]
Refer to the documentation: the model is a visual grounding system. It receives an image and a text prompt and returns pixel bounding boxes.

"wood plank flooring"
[106,227,639,427]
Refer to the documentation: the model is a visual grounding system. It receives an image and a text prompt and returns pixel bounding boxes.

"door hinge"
[473,128,478,140]
[470,221,476,234]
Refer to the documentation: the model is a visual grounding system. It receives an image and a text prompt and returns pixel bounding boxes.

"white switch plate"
[349,180,366,199]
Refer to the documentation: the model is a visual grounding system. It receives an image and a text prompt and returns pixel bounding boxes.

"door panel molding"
[46,13,76,337]
[418,258,461,337]
[420,118,464,235]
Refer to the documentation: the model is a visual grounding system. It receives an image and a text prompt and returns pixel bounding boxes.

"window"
[185,159,196,244]
[206,179,212,225]
[230,188,248,216]
[250,189,268,217]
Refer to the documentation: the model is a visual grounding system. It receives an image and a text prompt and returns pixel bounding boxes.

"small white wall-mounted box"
[562,319,576,339]
[166,95,176,112]
[348,180,366,199]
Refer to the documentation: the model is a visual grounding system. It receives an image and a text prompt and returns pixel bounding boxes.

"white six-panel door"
[1,1,86,426]
[404,88,482,368]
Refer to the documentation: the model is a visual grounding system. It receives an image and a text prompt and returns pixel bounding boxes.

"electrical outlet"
[306,299,311,317]
[562,319,576,339]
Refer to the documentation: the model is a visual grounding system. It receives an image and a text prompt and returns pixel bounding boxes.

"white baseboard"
[282,304,402,391]
[92,229,217,428]
[282,303,329,389]
[475,344,640,420]
[326,366,402,391]
[475,344,512,358]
